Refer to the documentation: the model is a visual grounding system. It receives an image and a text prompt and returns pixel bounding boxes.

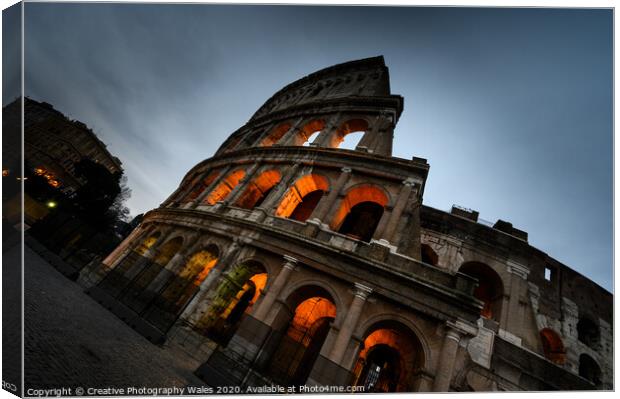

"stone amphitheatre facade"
[81,56,612,392]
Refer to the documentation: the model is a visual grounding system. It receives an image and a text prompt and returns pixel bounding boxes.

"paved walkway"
[23,242,207,394]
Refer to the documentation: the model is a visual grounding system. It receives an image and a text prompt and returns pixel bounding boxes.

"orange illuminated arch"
[153,236,183,266]
[458,262,504,321]
[265,285,337,386]
[540,328,566,365]
[329,118,368,149]
[185,170,220,202]
[291,119,325,146]
[235,169,281,209]
[330,184,388,241]
[260,122,292,147]
[352,320,425,392]
[204,169,245,205]
[135,232,161,256]
[275,174,329,222]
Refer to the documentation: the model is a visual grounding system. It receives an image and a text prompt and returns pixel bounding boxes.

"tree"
[73,158,124,227]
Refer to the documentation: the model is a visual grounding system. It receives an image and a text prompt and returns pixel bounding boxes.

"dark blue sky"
[15,4,612,290]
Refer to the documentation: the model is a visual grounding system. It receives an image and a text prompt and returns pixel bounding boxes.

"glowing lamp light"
[46,201,57,209]
[2,169,9,177]
[34,168,45,175]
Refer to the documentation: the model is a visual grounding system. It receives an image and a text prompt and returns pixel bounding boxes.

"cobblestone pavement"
[24,243,206,393]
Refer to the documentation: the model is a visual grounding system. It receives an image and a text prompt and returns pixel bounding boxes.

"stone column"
[191,165,232,208]
[222,163,261,207]
[506,260,529,339]
[310,167,352,224]
[312,113,341,148]
[278,116,305,146]
[142,233,203,294]
[252,255,298,321]
[328,283,373,365]
[432,325,462,392]
[182,240,242,323]
[123,227,175,280]
[432,320,477,392]
[374,178,417,243]
[257,163,301,214]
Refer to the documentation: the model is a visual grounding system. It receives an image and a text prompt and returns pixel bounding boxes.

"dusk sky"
[7,4,612,290]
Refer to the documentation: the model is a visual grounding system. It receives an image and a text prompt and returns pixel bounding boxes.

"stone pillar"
[252,255,298,321]
[313,113,341,148]
[123,227,175,280]
[257,163,301,214]
[278,117,305,146]
[310,167,352,224]
[432,326,462,392]
[191,165,232,208]
[143,233,203,294]
[181,240,242,323]
[328,283,373,365]
[223,163,261,207]
[432,320,477,392]
[374,178,417,243]
[506,260,530,340]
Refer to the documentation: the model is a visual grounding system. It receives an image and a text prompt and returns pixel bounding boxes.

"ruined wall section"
[419,205,612,389]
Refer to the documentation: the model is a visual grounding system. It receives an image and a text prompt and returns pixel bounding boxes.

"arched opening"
[421,244,438,266]
[577,317,600,348]
[303,131,321,147]
[143,246,220,332]
[330,119,368,149]
[200,260,268,344]
[352,320,425,392]
[294,119,325,146]
[185,170,220,202]
[260,123,291,147]
[579,354,602,387]
[330,185,388,242]
[265,286,337,387]
[152,236,184,266]
[458,262,504,321]
[135,233,160,256]
[275,174,329,222]
[234,169,281,210]
[204,169,245,205]
[117,236,184,313]
[539,328,566,365]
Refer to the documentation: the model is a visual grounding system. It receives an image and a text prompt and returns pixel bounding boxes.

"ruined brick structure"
[82,57,612,392]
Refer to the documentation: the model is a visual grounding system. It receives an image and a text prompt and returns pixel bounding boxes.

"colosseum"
[81,56,612,392]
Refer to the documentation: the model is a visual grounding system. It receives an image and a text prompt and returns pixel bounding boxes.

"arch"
[185,170,220,202]
[264,284,338,386]
[579,354,602,386]
[421,244,439,266]
[275,174,329,222]
[458,262,504,321]
[293,119,325,146]
[539,328,566,365]
[577,316,600,347]
[329,118,369,149]
[134,232,161,256]
[260,122,292,147]
[153,236,183,266]
[235,169,281,209]
[201,260,268,344]
[330,184,389,242]
[204,169,245,205]
[143,245,220,332]
[352,319,426,392]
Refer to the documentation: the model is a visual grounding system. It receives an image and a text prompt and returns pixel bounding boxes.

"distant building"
[2,97,123,224]
[2,97,123,196]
